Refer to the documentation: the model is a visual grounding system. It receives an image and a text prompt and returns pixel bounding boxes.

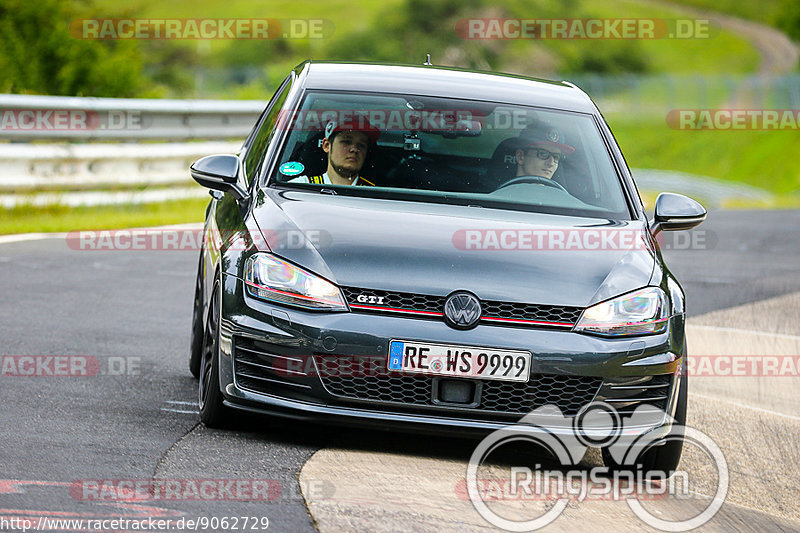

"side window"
[243,77,292,185]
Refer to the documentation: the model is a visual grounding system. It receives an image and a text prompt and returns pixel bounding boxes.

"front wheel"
[198,282,230,428]
[188,257,204,378]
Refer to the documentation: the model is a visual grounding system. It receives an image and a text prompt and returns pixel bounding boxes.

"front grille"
[600,374,672,418]
[341,287,444,314]
[481,375,602,416]
[315,355,602,417]
[341,286,582,328]
[320,373,432,404]
[481,300,582,325]
[233,336,313,394]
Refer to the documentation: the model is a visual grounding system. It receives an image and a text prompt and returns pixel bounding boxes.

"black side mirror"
[190,154,247,200]
[650,193,707,234]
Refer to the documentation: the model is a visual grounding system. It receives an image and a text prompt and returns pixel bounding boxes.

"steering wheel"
[493,176,568,193]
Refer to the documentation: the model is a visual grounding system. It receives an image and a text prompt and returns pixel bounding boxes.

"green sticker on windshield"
[279,162,304,176]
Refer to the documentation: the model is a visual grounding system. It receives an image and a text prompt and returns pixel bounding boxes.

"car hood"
[251,189,656,307]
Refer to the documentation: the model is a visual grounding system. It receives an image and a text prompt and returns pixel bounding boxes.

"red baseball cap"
[324,114,381,144]
[519,122,575,154]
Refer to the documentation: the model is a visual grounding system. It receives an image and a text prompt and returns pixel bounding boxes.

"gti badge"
[356,294,385,305]
[443,291,481,329]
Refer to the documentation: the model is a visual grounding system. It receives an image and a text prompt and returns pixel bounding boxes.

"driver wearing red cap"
[291,117,381,186]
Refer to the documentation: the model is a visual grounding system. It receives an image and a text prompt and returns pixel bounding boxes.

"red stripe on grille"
[349,304,443,316]
[481,316,574,327]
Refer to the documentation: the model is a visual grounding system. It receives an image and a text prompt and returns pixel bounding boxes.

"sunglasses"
[528,148,564,163]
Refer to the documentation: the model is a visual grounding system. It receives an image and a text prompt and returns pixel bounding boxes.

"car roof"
[298,61,597,114]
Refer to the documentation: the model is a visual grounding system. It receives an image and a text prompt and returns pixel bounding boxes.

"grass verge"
[0,197,209,235]
[607,116,800,196]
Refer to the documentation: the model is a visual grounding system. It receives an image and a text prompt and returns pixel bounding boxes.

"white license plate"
[387,340,531,382]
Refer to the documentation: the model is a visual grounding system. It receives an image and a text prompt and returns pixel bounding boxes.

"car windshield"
[267,91,631,219]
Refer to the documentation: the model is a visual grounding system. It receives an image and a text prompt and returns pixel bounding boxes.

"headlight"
[574,287,668,337]
[244,253,347,311]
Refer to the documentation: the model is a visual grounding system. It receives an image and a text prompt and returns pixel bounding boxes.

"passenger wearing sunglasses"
[514,122,575,180]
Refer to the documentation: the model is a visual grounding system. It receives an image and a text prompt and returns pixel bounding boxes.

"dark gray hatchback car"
[189,61,705,473]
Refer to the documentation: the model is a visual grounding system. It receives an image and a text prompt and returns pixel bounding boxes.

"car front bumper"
[217,273,685,439]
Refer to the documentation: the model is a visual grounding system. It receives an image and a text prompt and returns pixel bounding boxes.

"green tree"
[560,41,650,74]
[0,0,146,96]
[776,0,800,42]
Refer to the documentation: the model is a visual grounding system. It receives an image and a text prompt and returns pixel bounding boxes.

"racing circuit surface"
[0,209,798,532]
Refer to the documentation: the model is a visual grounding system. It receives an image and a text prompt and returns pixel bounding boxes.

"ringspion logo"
[456,474,673,502]
[466,403,728,531]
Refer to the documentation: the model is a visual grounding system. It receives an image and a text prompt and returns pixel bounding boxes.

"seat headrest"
[288,131,327,177]
[487,137,526,184]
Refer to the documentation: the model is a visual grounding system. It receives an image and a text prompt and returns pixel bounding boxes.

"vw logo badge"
[443,292,482,329]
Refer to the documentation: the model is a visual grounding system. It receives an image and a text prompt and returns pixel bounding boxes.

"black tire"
[603,371,687,477]
[188,256,204,378]
[198,283,230,428]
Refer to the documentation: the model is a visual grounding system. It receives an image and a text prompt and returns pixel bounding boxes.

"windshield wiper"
[320,188,338,195]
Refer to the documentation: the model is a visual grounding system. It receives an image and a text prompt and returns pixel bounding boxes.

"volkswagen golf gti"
[188,60,706,473]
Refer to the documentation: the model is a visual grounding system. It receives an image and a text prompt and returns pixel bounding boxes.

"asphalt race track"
[0,209,798,532]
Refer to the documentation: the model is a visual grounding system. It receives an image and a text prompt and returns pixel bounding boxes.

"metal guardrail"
[0,141,242,189]
[0,94,264,140]
[0,89,782,207]
[0,94,264,206]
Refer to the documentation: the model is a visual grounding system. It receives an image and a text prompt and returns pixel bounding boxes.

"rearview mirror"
[190,154,247,200]
[440,119,482,138]
[650,193,707,234]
